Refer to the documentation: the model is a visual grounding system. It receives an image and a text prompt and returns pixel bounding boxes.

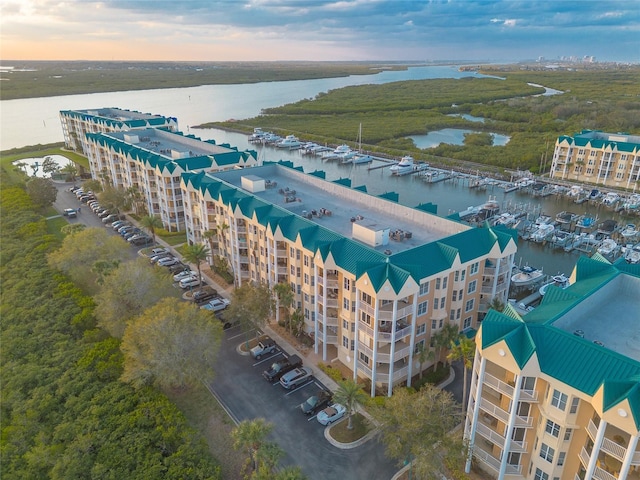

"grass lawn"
[158,232,187,246]
[165,383,245,480]
[329,413,371,443]
[46,216,69,241]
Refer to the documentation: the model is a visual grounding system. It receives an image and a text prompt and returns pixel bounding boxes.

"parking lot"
[210,326,399,480]
[52,180,399,479]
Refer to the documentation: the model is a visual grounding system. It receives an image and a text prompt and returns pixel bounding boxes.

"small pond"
[446,113,485,123]
[409,128,510,149]
[12,154,74,178]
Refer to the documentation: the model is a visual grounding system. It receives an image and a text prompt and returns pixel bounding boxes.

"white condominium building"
[465,254,640,479]
[83,128,259,231]
[181,162,518,396]
[550,130,640,189]
[60,107,179,156]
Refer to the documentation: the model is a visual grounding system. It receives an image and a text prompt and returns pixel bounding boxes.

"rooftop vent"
[573,330,585,338]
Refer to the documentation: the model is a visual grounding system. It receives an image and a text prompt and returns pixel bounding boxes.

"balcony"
[318,315,339,327]
[358,342,411,363]
[479,397,533,428]
[586,419,634,463]
[326,278,339,289]
[475,423,527,454]
[483,373,538,402]
[473,448,523,476]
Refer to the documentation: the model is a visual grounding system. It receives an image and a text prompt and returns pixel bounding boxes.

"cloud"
[1,0,639,62]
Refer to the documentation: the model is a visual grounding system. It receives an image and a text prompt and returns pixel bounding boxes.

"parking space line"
[252,351,283,367]
[307,414,318,422]
[227,329,256,341]
[284,379,315,396]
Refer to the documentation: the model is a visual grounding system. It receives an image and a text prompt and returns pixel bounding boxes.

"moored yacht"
[511,265,544,287]
[389,156,427,176]
[277,134,302,149]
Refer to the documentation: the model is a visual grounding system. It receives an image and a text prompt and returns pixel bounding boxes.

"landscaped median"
[323,411,378,449]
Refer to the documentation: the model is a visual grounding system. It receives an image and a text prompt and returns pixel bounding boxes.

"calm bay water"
[1,65,629,278]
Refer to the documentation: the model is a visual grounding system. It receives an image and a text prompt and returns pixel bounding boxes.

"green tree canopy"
[231,418,274,474]
[225,282,274,334]
[25,177,57,208]
[121,298,223,390]
[93,257,178,338]
[371,385,464,480]
[447,335,476,417]
[182,243,211,284]
[98,185,131,215]
[140,214,164,243]
[47,227,129,292]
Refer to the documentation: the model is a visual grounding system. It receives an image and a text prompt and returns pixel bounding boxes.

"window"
[452,290,458,302]
[343,336,349,348]
[463,316,472,329]
[434,299,439,310]
[534,470,549,480]
[418,301,428,315]
[416,324,426,336]
[361,312,371,326]
[431,319,437,329]
[304,293,309,303]
[439,318,444,328]
[350,339,355,351]
[545,420,560,438]
[569,397,580,414]
[465,299,474,312]
[442,277,448,289]
[467,280,477,294]
[470,262,479,275]
[359,351,369,364]
[343,298,350,311]
[436,278,441,289]
[361,292,372,305]
[344,278,351,290]
[563,428,572,441]
[557,452,565,466]
[460,270,466,281]
[304,273,309,285]
[296,267,301,278]
[343,319,348,329]
[454,271,459,282]
[440,297,446,309]
[304,308,310,319]
[449,309,455,321]
[290,247,295,258]
[419,282,429,295]
[551,390,568,411]
[303,255,309,267]
[457,309,462,320]
[539,443,554,463]
[351,322,355,332]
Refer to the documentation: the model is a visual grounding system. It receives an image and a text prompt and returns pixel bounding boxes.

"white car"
[200,297,230,312]
[150,247,169,256]
[316,404,346,426]
[156,256,179,267]
[173,270,195,282]
[179,276,202,289]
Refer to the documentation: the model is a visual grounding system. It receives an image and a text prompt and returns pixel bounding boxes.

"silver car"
[279,367,313,389]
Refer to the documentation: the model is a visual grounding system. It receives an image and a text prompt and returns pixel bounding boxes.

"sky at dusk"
[1,0,639,63]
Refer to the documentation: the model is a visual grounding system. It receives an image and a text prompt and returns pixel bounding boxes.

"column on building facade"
[625,154,639,189]
[313,263,319,355]
[585,417,608,480]
[497,374,522,479]
[270,237,277,287]
[322,268,328,361]
[371,298,380,398]
[170,176,179,232]
[465,351,486,474]
[407,295,418,389]
[387,300,399,397]
[618,434,639,480]
[353,287,360,381]
[266,238,274,288]
[228,217,240,287]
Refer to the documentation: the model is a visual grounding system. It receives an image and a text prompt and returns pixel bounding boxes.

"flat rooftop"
[213,164,470,256]
[106,128,239,159]
[73,107,171,122]
[552,274,640,362]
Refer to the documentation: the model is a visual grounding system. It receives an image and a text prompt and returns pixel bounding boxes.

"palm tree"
[414,342,435,381]
[202,227,218,262]
[140,215,163,244]
[333,379,367,430]
[273,282,294,326]
[231,418,273,472]
[488,296,505,313]
[433,323,459,367]
[273,466,308,480]
[447,335,476,417]
[182,243,211,285]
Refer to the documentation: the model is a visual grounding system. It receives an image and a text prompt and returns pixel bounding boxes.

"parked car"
[179,276,202,289]
[149,252,173,264]
[173,270,195,282]
[102,214,119,224]
[79,195,96,203]
[119,225,136,234]
[63,208,77,218]
[97,209,111,218]
[157,256,179,267]
[129,235,152,246]
[316,404,346,425]
[280,367,313,390]
[215,312,238,330]
[200,297,230,312]
[111,220,129,230]
[123,229,142,239]
[168,263,189,274]
[191,288,218,304]
[150,247,169,256]
[301,390,333,416]
[69,185,80,192]
[262,355,302,383]
[250,337,277,359]
[87,200,100,208]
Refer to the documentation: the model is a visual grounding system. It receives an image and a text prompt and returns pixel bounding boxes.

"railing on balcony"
[326,279,339,289]
[378,304,413,321]
[634,450,640,465]
[484,372,515,397]
[476,422,505,447]
[593,467,617,480]
[479,397,533,428]
[473,448,500,473]
[579,446,590,468]
[319,316,338,327]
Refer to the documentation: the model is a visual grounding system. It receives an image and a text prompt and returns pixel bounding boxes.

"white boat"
[249,127,266,142]
[493,212,518,227]
[539,274,570,296]
[601,192,620,206]
[534,214,553,226]
[620,224,638,238]
[622,194,640,211]
[352,154,373,164]
[339,150,357,163]
[511,265,544,287]
[567,185,584,197]
[624,243,640,264]
[333,144,351,155]
[389,156,427,176]
[597,238,618,256]
[531,223,555,242]
[277,134,302,149]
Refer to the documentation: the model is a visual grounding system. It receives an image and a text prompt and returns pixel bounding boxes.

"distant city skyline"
[1,0,638,63]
